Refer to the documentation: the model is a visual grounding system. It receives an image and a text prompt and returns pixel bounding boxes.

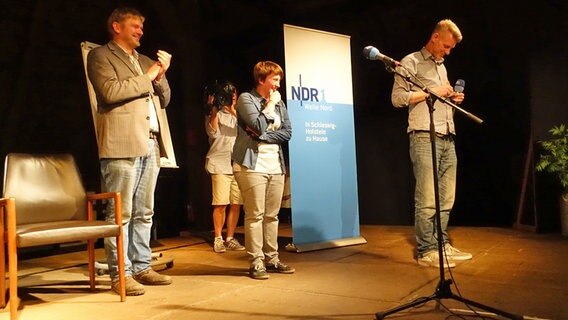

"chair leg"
[88,239,96,291]
[0,206,6,308]
[0,245,5,309]
[116,233,126,302]
[0,244,5,310]
[113,193,126,302]
[8,257,18,320]
[8,224,19,319]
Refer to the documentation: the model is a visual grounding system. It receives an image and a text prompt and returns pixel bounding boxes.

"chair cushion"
[3,153,89,224]
[16,220,120,248]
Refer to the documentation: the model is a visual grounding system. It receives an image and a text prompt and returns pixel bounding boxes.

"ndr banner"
[283,24,366,252]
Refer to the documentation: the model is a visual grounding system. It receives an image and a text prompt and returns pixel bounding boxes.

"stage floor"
[2,225,567,320]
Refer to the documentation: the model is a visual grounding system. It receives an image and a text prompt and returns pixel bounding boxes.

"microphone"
[454,79,465,93]
[363,46,400,67]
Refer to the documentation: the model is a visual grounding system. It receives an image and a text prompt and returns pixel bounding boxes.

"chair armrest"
[0,197,16,251]
[86,193,122,225]
[0,197,16,227]
[87,192,120,201]
[0,198,13,206]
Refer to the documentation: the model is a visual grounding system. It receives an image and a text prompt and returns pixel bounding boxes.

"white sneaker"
[444,244,472,261]
[213,237,226,253]
[417,251,456,268]
[225,238,245,251]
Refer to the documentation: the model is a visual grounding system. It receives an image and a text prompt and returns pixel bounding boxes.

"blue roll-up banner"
[283,24,366,252]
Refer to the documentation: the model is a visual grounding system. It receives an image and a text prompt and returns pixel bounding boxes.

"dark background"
[1,0,567,237]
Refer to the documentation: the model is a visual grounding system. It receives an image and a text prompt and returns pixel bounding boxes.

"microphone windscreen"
[363,46,380,60]
[454,79,465,93]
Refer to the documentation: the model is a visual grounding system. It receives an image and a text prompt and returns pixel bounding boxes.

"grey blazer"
[87,41,171,158]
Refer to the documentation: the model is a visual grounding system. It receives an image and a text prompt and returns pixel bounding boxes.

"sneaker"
[266,261,295,274]
[417,251,456,268]
[133,268,172,285]
[249,265,269,280]
[225,238,245,251]
[444,244,473,261]
[112,276,145,296]
[213,237,226,253]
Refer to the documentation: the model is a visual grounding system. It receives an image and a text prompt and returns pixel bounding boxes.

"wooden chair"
[1,153,126,320]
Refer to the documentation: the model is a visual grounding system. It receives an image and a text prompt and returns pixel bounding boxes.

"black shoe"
[249,265,269,280]
[266,261,295,274]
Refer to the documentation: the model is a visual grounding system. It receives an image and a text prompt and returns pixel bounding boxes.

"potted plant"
[535,124,568,235]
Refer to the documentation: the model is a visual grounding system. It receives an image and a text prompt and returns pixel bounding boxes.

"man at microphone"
[391,19,472,268]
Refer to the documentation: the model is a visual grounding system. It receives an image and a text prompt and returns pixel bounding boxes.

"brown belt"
[410,130,454,140]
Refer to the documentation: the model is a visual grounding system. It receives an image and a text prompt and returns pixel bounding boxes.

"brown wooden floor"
[2,225,567,320]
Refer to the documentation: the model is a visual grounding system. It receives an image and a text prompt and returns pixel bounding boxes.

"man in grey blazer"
[87,6,172,296]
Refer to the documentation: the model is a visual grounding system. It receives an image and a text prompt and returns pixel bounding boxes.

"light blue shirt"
[391,47,455,135]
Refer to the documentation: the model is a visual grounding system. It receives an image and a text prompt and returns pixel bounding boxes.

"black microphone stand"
[375,65,522,320]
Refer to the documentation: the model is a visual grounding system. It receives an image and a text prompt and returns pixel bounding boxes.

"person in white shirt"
[205,81,245,253]
[232,61,294,280]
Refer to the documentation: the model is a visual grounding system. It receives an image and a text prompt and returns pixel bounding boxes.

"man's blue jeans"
[100,138,160,280]
[409,132,457,256]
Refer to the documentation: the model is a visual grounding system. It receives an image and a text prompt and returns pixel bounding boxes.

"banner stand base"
[285,236,367,253]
